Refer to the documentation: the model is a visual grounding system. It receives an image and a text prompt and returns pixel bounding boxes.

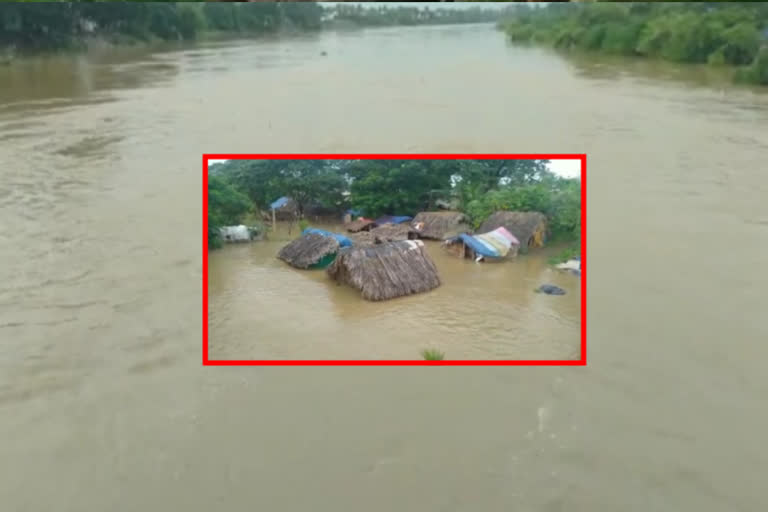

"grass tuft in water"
[421,349,445,361]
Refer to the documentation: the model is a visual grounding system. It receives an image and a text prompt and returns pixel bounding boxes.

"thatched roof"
[277,233,340,269]
[369,223,412,242]
[326,240,441,301]
[345,218,376,233]
[479,211,548,250]
[410,211,471,240]
[348,224,413,247]
[347,231,377,247]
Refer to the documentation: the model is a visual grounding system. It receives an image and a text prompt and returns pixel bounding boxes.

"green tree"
[345,160,456,218]
[216,160,346,219]
[208,174,252,249]
[500,1,768,85]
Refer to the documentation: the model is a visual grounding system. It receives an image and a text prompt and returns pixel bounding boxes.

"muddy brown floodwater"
[2,23,768,511]
[209,223,581,360]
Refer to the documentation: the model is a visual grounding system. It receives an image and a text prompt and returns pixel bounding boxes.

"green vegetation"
[421,349,445,361]
[211,159,581,254]
[548,247,580,266]
[329,4,511,27]
[500,2,768,85]
[216,160,347,219]
[208,174,252,250]
[0,2,511,53]
[0,2,324,51]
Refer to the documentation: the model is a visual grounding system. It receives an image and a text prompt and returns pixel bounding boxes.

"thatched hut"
[327,240,441,301]
[345,218,376,233]
[348,224,414,247]
[369,223,414,242]
[410,211,471,241]
[444,227,520,261]
[479,211,548,251]
[277,233,340,269]
[269,196,298,221]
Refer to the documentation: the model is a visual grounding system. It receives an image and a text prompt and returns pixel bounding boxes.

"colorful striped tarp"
[457,227,519,258]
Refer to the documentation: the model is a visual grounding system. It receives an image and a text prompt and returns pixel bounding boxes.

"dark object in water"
[320,51,327,56]
[536,284,566,295]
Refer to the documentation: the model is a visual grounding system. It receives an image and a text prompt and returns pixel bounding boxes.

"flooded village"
[4,2,768,510]
[207,158,582,361]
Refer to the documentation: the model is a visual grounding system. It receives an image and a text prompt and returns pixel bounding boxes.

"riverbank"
[0,2,507,56]
[499,2,768,86]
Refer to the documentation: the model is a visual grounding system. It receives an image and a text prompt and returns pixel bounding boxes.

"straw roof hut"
[326,240,441,301]
[479,211,548,251]
[348,224,414,247]
[345,218,376,233]
[369,223,414,242]
[277,233,340,269]
[410,211,471,240]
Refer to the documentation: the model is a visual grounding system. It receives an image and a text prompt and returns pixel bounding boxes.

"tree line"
[329,4,513,28]
[500,2,768,85]
[207,159,581,250]
[0,2,509,52]
[0,2,320,50]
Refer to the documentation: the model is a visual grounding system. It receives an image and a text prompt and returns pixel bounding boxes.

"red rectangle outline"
[203,154,586,366]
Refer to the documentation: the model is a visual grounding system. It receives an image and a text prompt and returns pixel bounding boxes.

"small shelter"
[218,225,261,243]
[302,228,353,248]
[348,223,414,247]
[326,240,441,301]
[369,223,414,242]
[345,218,376,233]
[444,227,520,261]
[479,211,548,252]
[410,211,471,240]
[277,233,340,270]
[374,215,412,225]
[270,196,298,221]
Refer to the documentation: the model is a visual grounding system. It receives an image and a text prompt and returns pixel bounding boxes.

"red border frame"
[203,154,586,366]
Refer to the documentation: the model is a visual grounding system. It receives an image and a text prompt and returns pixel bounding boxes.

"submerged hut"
[479,211,548,251]
[327,240,441,301]
[444,227,520,261]
[410,211,471,241]
[345,218,376,233]
[369,223,414,242]
[270,196,298,221]
[277,233,340,270]
[374,215,412,225]
[348,223,415,247]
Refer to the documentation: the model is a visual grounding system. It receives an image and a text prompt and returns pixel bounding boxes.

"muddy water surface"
[209,224,580,360]
[2,23,768,512]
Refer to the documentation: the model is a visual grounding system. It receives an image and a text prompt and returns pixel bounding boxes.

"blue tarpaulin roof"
[453,227,518,258]
[346,209,363,216]
[302,228,353,248]
[374,215,412,225]
[270,197,291,210]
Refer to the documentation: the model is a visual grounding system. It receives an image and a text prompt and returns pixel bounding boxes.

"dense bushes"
[208,175,252,249]
[501,2,768,84]
[464,178,581,243]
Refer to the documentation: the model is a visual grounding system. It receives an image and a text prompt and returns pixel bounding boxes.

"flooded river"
[209,224,580,361]
[2,23,768,511]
